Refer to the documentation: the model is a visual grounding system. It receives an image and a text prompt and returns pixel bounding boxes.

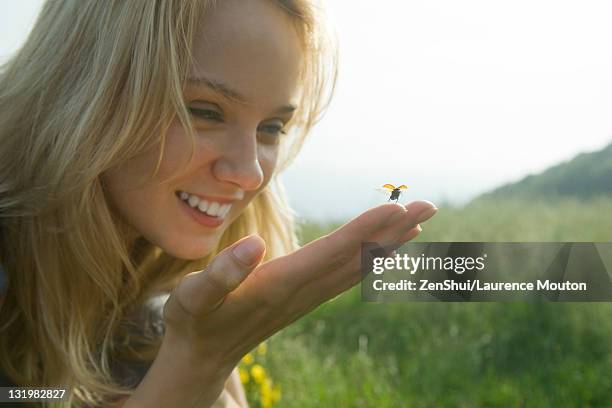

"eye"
[188,107,223,122]
[257,121,287,145]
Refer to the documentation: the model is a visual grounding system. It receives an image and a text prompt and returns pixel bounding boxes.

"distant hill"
[475,142,612,202]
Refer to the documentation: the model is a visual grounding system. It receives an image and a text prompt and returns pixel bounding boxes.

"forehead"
[188,0,303,105]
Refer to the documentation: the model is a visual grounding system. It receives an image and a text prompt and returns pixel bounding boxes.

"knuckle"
[209,251,252,289]
[203,268,232,293]
[205,254,244,292]
[222,267,247,289]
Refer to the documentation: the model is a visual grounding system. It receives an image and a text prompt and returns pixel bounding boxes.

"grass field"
[251,198,612,407]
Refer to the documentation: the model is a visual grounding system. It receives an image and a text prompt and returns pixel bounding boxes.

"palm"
[223,201,433,325]
[162,200,436,369]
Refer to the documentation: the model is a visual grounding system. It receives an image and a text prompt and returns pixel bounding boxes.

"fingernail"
[416,206,438,224]
[233,236,264,266]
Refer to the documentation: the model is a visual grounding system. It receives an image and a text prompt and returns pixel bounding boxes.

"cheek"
[156,125,196,180]
[101,125,194,229]
[102,148,160,206]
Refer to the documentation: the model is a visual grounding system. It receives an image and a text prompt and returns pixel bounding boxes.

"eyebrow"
[187,75,298,115]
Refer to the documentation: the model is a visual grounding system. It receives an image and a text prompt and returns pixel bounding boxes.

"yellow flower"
[238,367,250,385]
[271,383,281,402]
[250,364,266,384]
[260,378,273,408]
[257,342,268,356]
[241,353,254,365]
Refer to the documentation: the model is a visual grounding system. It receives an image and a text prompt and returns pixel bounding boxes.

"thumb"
[164,235,266,321]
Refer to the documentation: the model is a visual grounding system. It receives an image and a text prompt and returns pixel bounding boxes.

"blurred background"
[283,0,612,221]
[3,1,612,407]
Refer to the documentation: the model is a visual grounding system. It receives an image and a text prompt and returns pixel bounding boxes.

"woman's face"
[103,0,302,259]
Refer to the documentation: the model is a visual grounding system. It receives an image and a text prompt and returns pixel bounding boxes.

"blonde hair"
[0,0,337,406]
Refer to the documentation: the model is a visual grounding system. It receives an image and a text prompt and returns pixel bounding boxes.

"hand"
[162,201,437,371]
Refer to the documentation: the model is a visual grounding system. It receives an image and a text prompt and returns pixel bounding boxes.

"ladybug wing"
[376,187,394,196]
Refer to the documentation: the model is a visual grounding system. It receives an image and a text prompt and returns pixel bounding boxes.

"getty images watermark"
[360,243,612,302]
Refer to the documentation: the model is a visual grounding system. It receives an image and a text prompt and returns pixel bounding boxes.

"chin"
[160,235,220,261]
[164,246,213,261]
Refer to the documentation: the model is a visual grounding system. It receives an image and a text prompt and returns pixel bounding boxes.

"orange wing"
[382,184,396,190]
[398,185,408,190]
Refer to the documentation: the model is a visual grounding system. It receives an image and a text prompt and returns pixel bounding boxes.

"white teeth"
[207,201,221,216]
[197,200,209,212]
[219,203,230,217]
[178,191,233,218]
[188,195,199,208]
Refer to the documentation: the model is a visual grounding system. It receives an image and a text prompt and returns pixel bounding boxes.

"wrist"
[160,326,235,380]
[124,332,234,408]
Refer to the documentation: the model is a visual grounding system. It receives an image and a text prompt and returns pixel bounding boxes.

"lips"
[176,195,225,229]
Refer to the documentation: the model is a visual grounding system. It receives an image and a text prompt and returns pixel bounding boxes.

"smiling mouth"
[176,190,233,218]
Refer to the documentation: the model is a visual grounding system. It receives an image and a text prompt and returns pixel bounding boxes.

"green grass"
[257,198,612,407]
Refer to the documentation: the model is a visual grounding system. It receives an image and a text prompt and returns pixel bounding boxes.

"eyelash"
[188,107,288,141]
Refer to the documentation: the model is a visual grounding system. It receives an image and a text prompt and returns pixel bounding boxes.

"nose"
[212,129,264,191]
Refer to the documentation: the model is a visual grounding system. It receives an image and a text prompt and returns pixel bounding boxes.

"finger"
[399,224,422,242]
[337,203,408,238]
[253,201,436,291]
[405,200,438,224]
[268,204,406,276]
[368,201,435,244]
[164,235,266,323]
[333,224,423,291]
[302,222,426,302]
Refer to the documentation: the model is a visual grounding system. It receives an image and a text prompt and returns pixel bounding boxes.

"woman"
[0,0,437,406]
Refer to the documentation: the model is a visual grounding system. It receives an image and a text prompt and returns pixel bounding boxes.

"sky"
[2,1,612,221]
